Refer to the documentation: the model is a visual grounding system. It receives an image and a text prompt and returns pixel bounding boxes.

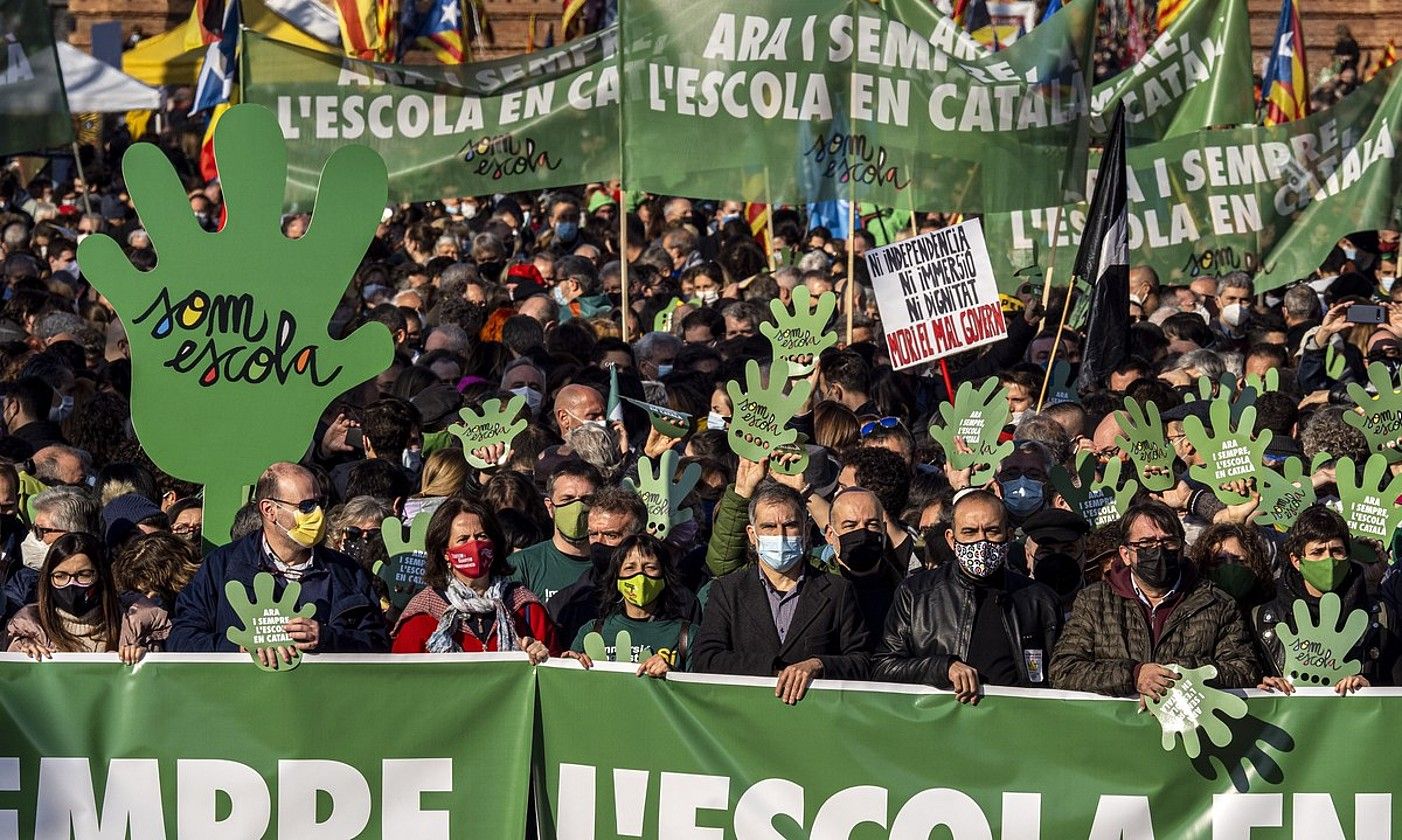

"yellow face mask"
[285,505,326,548]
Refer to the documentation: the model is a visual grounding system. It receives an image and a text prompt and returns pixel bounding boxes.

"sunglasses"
[859,416,902,437]
[343,526,370,541]
[269,497,325,515]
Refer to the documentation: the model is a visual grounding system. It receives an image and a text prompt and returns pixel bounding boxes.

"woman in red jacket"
[391,496,555,659]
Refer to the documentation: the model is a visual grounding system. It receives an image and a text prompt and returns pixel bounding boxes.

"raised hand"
[760,285,838,376]
[623,450,702,539]
[1051,450,1138,527]
[449,396,529,469]
[1183,396,1271,505]
[928,377,1014,487]
[1276,592,1367,688]
[1253,457,1316,532]
[1331,455,1402,544]
[77,104,395,542]
[376,510,432,610]
[225,572,317,672]
[725,359,812,463]
[1115,399,1176,492]
[1343,362,1402,461]
[1143,664,1248,759]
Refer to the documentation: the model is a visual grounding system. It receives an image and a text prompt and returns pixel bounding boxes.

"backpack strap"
[592,617,606,635]
[675,620,690,668]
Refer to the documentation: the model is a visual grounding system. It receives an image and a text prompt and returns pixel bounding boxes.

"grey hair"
[1172,348,1226,381]
[33,311,86,342]
[1283,285,1319,319]
[721,301,763,327]
[746,480,806,530]
[634,331,683,364]
[33,446,92,486]
[567,423,625,478]
[1012,413,1072,465]
[31,485,100,536]
[2,222,28,250]
[426,323,470,355]
[1216,271,1253,296]
[328,495,393,538]
[772,266,801,290]
[797,250,832,273]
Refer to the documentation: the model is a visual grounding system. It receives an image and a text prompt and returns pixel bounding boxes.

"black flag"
[1073,104,1130,393]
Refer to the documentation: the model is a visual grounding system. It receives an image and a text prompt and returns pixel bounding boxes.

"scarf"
[425,577,520,653]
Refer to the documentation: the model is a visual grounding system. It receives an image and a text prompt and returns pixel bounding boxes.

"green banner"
[1090,0,1253,141]
[0,0,73,155]
[0,655,534,838]
[621,0,1095,213]
[986,62,1402,293]
[242,30,620,211]
[538,662,1402,838]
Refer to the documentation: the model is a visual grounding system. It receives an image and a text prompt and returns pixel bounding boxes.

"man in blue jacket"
[169,462,388,660]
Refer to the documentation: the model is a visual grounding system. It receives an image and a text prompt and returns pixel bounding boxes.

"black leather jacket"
[874,562,1063,689]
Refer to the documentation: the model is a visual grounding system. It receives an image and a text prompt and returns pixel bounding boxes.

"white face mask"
[402,447,423,475]
[462,203,479,220]
[511,386,543,414]
[1221,302,1249,328]
[707,410,728,431]
[697,289,719,305]
[21,531,47,570]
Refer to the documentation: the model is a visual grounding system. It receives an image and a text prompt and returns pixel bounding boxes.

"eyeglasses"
[269,497,325,515]
[1126,538,1182,552]
[51,569,97,586]
[860,417,903,437]
[32,524,67,540]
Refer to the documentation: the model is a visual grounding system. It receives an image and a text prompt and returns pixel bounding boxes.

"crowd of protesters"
[0,137,1400,705]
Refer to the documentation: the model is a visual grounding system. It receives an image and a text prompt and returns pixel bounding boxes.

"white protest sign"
[864,218,1006,371]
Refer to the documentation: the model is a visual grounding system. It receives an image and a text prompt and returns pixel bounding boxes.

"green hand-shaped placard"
[225,572,317,672]
[1184,396,1271,505]
[1043,360,1079,406]
[623,397,692,439]
[928,377,1014,486]
[623,450,701,539]
[77,104,394,544]
[1324,342,1347,380]
[1343,362,1402,462]
[1189,374,1255,423]
[449,396,529,469]
[375,510,431,611]
[1115,400,1176,492]
[1253,457,1317,532]
[760,285,838,377]
[1050,451,1138,527]
[583,629,654,664]
[1241,368,1280,394]
[1276,592,1367,687]
[770,433,811,477]
[1331,455,1402,543]
[725,359,812,463]
[1144,664,1248,759]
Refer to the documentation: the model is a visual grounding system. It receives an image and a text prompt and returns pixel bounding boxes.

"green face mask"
[617,572,665,608]
[1207,564,1258,601]
[1299,556,1350,593]
[553,500,590,542]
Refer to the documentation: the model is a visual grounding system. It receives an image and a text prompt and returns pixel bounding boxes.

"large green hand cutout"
[225,572,317,672]
[760,285,838,377]
[1144,664,1248,759]
[583,629,654,664]
[1043,360,1079,406]
[1184,397,1271,505]
[623,450,702,539]
[449,396,529,469]
[1331,455,1402,544]
[725,359,812,463]
[1276,592,1367,687]
[1050,451,1138,527]
[375,510,431,611]
[1343,362,1402,462]
[77,104,393,545]
[928,377,1014,486]
[1115,400,1175,492]
[1253,457,1317,533]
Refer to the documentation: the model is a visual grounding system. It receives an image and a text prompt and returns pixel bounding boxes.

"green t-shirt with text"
[570,613,696,670]
[508,539,590,602]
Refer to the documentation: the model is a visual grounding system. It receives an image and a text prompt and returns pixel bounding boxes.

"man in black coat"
[692,481,869,704]
[874,489,1062,703]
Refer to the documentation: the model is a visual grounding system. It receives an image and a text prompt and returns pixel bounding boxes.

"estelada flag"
[415,0,466,62]
[1260,0,1309,126]
[184,0,227,50]
[1155,0,1190,32]
[334,0,393,60]
[745,203,771,255]
[198,103,232,184]
[1367,41,1397,81]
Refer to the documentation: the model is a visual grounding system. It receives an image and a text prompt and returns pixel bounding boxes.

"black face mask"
[837,529,885,575]
[1133,545,1182,589]
[922,526,953,569]
[52,583,100,616]
[589,541,615,574]
[476,260,505,283]
[1033,551,1083,598]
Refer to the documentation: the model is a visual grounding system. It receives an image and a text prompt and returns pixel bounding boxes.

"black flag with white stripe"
[1073,104,1131,394]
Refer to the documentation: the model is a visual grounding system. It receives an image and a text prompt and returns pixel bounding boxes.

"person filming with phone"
[1299,298,1402,392]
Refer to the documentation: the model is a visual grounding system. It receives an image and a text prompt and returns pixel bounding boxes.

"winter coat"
[391,582,557,654]
[1049,558,1261,695]
[6,592,170,652]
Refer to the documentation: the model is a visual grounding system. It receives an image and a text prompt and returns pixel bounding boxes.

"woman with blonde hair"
[405,448,469,521]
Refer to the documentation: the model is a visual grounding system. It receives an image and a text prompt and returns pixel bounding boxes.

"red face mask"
[446,539,493,578]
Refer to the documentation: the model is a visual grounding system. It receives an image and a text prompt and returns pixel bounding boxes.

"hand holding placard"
[624,450,701,539]
[1275,593,1367,687]
[449,396,529,469]
[623,397,692,438]
[1331,455,1402,544]
[928,377,1013,487]
[725,359,812,463]
[1050,451,1138,527]
[1183,396,1271,505]
[1143,664,1248,759]
[225,572,317,672]
[1343,362,1402,461]
[1115,400,1175,492]
[760,285,838,376]
[1253,457,1317,532]
[583,629,653,664]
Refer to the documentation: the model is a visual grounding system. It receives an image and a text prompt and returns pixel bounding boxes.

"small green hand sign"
[1183,396,1271,505]
[583,629,654,664]
[1276,592,1367,687]
[77,103,395,544]
[1115,400,1176,492]
[725,359,812,463]
[1331,455,1402,543]
[1241,368,1280,394]
[1253,457,1317,533]
[623,397,692,439]
[1144,664,1248,759]
[1189,374,1255,423]
[1043,360,1079,406]
[375,510,431,611]
[928,377,1014,486]
[225,572,317,672]
[624,450,701,539]
[1343,362,1402,462]
[449,396,529,469]
[760,285,838,377]
[1324,342,1347,380]
[1050,451,1138,527]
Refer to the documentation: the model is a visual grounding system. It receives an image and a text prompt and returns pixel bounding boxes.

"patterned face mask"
[953,539,1008,578]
